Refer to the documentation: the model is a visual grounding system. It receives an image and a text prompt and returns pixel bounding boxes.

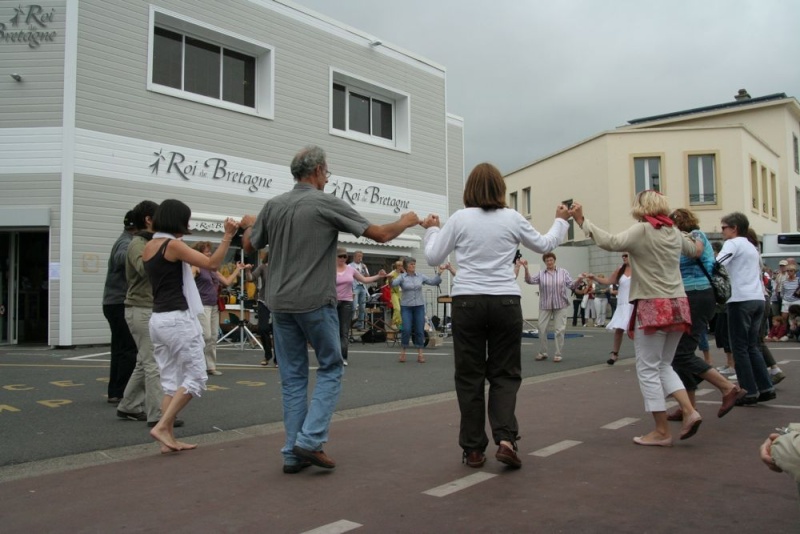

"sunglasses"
[622,255,629,258]
[337,254,347,258]
[720,225,731,230]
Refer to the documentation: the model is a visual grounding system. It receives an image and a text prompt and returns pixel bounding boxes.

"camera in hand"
[513,250,522,264]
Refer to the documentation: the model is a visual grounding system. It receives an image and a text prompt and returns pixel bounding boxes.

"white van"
[761,233,800,271]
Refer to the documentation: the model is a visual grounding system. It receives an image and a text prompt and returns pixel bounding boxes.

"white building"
[506,90,800,319]
[0,0,464,346]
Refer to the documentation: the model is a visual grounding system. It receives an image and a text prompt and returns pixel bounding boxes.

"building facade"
[0,0,463,346]
[505,91,800,319]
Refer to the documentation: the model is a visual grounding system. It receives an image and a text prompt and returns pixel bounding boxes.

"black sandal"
[607,351,618,365]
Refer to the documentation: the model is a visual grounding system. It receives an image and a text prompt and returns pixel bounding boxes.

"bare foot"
[175,441,198,451]
[160,443,178,454]
[150,427,179,451]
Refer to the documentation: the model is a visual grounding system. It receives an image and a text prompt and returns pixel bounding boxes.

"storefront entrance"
[0,231,49,344]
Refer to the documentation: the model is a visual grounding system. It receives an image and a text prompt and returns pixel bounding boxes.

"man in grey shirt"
[242,145,419,473]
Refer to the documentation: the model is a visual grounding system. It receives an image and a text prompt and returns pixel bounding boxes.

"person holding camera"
[519,252,582,363]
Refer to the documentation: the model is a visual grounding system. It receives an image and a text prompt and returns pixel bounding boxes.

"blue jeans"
[353,285,368,329]
[272,305,344,465]
[727,300,774,398]
[401,304,425,348]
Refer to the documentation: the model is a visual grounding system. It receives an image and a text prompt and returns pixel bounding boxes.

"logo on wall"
[329,179,411,214]
[149,149,273,194]
[0,5,57,49]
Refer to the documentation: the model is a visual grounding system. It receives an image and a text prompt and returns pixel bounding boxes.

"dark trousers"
[672,288,715,391]
[336,300,353,360]
[727,300,773,397]
[258,301,275,362]
[452,295,521,452]
[103,303,137,398]
[572,299,585,326]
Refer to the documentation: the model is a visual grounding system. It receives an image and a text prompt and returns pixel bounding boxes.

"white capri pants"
[149,309,208,398]
[633,324,685,412]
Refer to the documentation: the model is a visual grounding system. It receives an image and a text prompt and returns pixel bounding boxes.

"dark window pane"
[372,98,393,140]
[153,27,182,89]
[332,83,346,131]
[702,156,715,201]
[222,49,255,107]
[185,36,220,99]
[349,92,370,134]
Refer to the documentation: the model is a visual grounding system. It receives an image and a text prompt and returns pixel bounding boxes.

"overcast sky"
[293,0,800,175]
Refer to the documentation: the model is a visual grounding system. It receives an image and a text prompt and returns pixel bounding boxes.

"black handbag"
[696,253,732,305]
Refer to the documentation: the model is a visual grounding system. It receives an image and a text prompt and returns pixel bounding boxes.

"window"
[761,166,769,214]
[794,133,799,174]
[771,172,778,219]
[522,187,531,215]
[509,192,518,211]
[633,156,661,193]
[687,154,717,205]
[330,69,410,152]
[750,159,759,211]
[148,7,274,119]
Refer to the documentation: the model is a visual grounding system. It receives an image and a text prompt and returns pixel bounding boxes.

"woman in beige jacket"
[570,191,703,447]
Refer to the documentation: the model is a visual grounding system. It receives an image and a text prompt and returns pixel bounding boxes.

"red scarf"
[643,215,674,229]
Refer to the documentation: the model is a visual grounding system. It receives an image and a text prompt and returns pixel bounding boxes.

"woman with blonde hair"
[386,259,405,328]
[569,191,703,447]
[423,162,569,468]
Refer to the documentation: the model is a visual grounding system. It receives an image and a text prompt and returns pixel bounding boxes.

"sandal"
[417,357,426,363]
[535,353,548,361]
[553,355,562,362]
[607,352,618,365]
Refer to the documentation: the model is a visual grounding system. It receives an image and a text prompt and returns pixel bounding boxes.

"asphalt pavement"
[1,326,799,532]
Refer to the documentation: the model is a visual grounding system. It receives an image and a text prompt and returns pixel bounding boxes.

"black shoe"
[734,396,758,407]
[757,390,777,403]
[117,409,146,421]
[147,419,185,428]
[282,461,312,474]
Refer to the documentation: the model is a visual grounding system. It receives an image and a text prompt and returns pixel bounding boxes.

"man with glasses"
[240,145,420,474]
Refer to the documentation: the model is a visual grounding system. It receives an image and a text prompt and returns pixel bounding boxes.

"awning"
[189,212,421,250]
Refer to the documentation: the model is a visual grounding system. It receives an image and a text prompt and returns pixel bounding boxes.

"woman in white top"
[423,162,569,469]
[718,212,775,405]
[589,252,632,365]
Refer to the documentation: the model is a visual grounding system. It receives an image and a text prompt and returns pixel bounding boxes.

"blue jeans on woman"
[272,304,344,466]
[400,304,425,348]
[727,299,774,399]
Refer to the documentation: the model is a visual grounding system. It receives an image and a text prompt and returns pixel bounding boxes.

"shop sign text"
[329,179,411,214]
[149,149,273,194]
[0,5,57,49]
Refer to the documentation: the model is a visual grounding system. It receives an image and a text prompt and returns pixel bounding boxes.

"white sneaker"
[716,366,733,375]
[780,336,789,342]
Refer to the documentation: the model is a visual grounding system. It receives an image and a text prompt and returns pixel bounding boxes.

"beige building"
[506,90,800,320]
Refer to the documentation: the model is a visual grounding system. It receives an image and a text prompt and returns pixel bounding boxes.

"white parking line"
[300,520,362,534]
[530,440,582,457]
[63,352,110,361]
[601,417,640,430]
[696,399,800,410]
[423,472,497,497]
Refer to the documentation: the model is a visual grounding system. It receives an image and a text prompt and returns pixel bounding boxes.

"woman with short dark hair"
[423,162,569,469]
[143,199,239,452]
[718,212,776,405]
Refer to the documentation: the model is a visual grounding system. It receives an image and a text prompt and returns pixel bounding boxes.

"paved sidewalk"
[1,358,798,533]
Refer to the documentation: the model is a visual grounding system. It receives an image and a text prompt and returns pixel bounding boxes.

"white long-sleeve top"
[424,207,568,297]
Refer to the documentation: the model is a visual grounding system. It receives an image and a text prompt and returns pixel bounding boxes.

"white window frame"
[330,68,410,153]
[687,153,718,207]
[147,6,275,120]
